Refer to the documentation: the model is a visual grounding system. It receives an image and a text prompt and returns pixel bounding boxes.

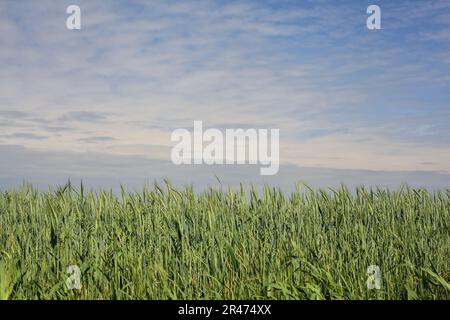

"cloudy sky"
[0,0,449,191]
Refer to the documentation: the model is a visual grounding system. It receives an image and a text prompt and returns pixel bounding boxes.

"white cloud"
[0,0,449,179]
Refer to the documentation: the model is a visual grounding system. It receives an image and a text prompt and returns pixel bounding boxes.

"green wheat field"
[0,182,449,300]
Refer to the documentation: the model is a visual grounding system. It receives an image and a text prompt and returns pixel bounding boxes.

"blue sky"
[0,0,449,190]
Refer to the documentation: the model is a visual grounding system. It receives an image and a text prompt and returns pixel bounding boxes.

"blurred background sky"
[1,0,449,191]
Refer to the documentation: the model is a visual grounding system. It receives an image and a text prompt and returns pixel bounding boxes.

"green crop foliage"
[0,182,448,300]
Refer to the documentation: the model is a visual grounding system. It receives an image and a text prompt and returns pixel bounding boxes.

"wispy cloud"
[0,0,449,183]
[1,144,449,192]
[78,136,116,143]
[0,133,48,140]
[58,111,111,123]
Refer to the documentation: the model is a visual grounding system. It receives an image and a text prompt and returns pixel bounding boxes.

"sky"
[0,0,449,191]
